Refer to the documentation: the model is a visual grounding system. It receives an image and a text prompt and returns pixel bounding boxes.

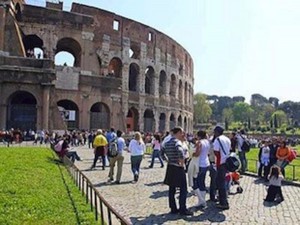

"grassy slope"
[0,147,98,225]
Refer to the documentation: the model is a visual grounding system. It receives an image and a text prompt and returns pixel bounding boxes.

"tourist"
[90,129,108,170]
[264,165,284,202]
[161,127,193,216]
[149,134,164,168]
[108,130,126,184]
[128,132,145,183]
[236,129,248,174]
[258,140,271,181]
[192,130,210,208]
[276,140,291,177]
[213,125,231,210]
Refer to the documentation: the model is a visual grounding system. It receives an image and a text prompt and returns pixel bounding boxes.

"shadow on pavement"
[149,190,169,199]
[144,181,164,187]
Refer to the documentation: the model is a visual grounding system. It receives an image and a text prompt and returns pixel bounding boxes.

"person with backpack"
[108,130,126,184]
[236,129,249,174]
[213,125,231,210]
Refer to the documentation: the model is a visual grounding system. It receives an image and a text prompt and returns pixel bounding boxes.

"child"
[225,171,243,194]
[264,165,284,202]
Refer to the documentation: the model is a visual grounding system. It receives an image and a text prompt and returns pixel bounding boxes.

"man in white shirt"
[213,125,231,210]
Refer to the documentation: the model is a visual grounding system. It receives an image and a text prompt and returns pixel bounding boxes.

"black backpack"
[108,138,118,157]
[217,138,240,172]
[240,135,251,152]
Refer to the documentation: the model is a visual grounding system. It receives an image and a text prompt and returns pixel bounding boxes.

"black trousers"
[265,185,284,201]
[216,163,228,206]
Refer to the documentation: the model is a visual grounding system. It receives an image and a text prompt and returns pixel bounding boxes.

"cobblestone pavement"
[73,145,300,225]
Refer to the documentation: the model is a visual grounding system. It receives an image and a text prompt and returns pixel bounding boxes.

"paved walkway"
[73,145,300,225]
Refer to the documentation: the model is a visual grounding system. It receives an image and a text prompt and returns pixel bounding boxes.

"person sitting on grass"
[264,165,284,203]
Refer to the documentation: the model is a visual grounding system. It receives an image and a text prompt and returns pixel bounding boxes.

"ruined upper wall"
[71,3,194,75]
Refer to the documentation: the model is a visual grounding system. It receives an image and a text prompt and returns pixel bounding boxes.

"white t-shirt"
[198,139,210,167]
[129,139,145,156]
[213,135,231,164]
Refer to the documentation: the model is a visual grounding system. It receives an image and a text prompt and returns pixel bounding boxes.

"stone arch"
[184,81,188,105]
[170,113,175,130]
[55,37,81,67]
[145,66,155,95]
[159,70,167,95]
[170,74,176,97]
[126,107,139,132]
[184,116,187,132]
[178,80,183,103]
[144,109,154,132]
[90,102,110,130]
[108,57,122,77]
[159,113,166,132]
[57,99,79,130]
[23,34,44,58]
[6,91,37,130]
[128,63,140,92]
[178,115,182,128]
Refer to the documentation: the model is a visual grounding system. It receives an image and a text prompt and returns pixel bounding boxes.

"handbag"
[217,138,240,172]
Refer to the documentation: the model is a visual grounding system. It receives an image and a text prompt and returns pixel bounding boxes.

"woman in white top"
[128,132,146,183]
[149,134,164,168]
[192,130,210,208]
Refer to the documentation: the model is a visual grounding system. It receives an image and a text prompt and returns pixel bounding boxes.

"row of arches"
[5,91,191,132]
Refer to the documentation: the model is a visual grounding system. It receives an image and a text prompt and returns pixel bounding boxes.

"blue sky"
[27,0,300,103]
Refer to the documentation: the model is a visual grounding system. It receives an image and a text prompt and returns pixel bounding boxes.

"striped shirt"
[161,137,184,167]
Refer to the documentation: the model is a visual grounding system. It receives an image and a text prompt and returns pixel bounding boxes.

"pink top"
[152,139,161,150]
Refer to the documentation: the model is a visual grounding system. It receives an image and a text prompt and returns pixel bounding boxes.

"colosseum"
[0,0,194,133]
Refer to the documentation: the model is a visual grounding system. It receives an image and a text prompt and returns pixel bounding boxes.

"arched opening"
[6,91,37,130]
[159,113,166,132]
[129,41,140,59]
[178,115,182,128]
[57,100,79,130]
[23,34,44,58]
[126,107,139,132]
[184,117,187,132]
[90,102,110,130]
[170,74,176,97]
[55,37,81,67]
[170,114,175,130]
[144,109,154,132]
[159,70,167,95]
[108,57,122,77]
[178,80,183,103]
[15,3,22,21]
[55,52,75,66]
[145,66,155,95]
[184,82,188,105]
[129,63,139,92]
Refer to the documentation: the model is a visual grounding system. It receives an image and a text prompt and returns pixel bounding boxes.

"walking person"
[108,130,126,184]
[161,127,193,216]
[90,129,108,170]
[192,130,210,208]
[149,134,164,168]
[213,125,231,210]
[128,132,145,183]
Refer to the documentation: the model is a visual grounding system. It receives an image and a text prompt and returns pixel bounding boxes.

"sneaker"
[179,210,193,216]
[216,204,229,210]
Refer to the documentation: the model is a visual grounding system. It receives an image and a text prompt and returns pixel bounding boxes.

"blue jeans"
[239,151,247,173]
[196,166,208,191]
[150,150,164,167]
[131,155,143,176]
[209,164,217,201]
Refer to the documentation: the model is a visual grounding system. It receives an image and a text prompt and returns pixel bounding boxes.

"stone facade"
[0,1,194,133]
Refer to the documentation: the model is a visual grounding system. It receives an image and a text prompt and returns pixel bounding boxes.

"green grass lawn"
[246,145,300,181]
[0,147,99,225]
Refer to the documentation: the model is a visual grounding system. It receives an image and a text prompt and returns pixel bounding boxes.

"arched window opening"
[126,107,139,131]
[15,3,22,21]
[129,42,140,59]
[7,91,37,131]
[55,51,75,66]
[184,117,187,132]
[145,66,155,95]
[184,82,188,105]
[90,102,110,130]
[170,114,175,130]
[108,57,122,77]
[144,109,154,132]
[178,80,183,103]
[159,113,166,132]
[23,34,44,58]
[57,100,79,130]
[55,38,81,67]
[178,115,182,128]
[159,70,167,95]
[179,64,183,76]
[129,63,139,92]
[170,74,176,97]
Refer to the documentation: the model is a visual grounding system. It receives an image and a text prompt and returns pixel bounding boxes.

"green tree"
[232,102,253,123]
[193,93,212,124]
[272,110,288,128]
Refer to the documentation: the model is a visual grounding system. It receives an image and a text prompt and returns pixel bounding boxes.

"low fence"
[247,159,300,181]
[62,157,130,225]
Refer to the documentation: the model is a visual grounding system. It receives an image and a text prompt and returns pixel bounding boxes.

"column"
[42,85,51,130]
